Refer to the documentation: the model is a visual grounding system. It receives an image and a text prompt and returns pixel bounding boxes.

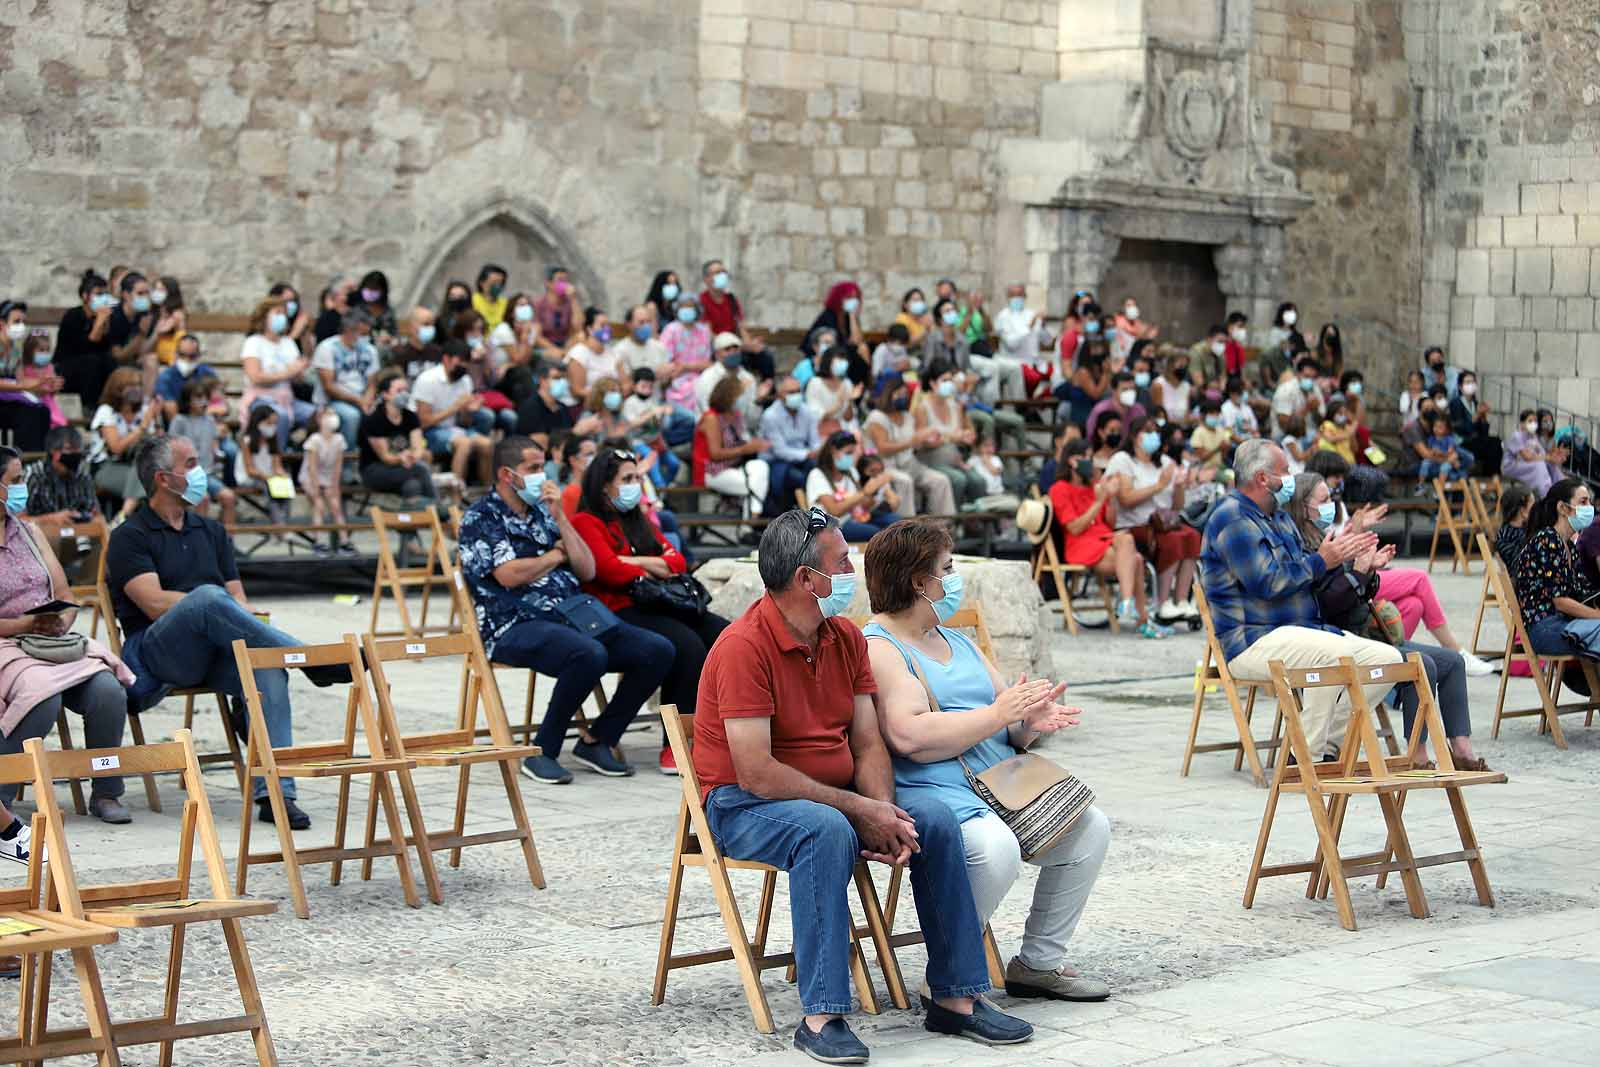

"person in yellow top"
[894,287,933,346]
[1316,395,1357,463]
[150,276,188,366]
[471,263,509,332]
[1188,397,1233,471]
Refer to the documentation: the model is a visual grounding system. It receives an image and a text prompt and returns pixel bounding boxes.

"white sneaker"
[1180,599,1201,619]
[1156,600,1187,623]
[1460,651,1497,677]
[0,822,32,865]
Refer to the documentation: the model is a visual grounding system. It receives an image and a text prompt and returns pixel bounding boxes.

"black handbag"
[1313,564,1378,633]
[627,574,711,621]
[549,594,621,639]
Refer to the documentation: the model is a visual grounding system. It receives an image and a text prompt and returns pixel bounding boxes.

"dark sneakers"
[571,740,634,777]
[924,998,1034,1045]
[256,797,311,831]
[520,755,574,785]
[793,1018,869,1064]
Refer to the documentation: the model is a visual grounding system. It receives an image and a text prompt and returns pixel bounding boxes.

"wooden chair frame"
[1243,655,1504,931]
[349,631,545,901]
[1486,556,1600,747]
[1031,533,1118,636]
[1467,533,1504,661]
[369,507,456,638]
[17,732,278,1064]
[1180,582,1281,787]
[855,863,1006,1008]
[232,636,421,920]
[651,705,898,1034]
[0,808,120,1067]
[1426,474,1478,574]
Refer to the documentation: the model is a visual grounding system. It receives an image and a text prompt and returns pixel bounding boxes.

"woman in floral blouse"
[1511,477,1600,658]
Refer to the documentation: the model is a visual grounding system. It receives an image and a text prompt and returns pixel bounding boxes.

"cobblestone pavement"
[14,565,1600,1065]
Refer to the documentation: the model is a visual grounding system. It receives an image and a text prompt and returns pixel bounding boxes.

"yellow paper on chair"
[123,899,202,911]
[0,917,44,936]
[1364,445,1387,465]
[266,476,295,500]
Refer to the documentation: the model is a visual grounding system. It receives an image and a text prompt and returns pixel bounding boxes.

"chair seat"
[408,742,539,766]
[680,853,781,874]
[0,910,118,952]
[86,897,278,928]
[1312,769,1508,794]
[269,756,416,778]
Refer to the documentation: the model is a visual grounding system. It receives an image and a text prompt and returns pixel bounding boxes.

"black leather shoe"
[924,998,1033,1045]
[792,1018,869,1064]
[257,797,311,831]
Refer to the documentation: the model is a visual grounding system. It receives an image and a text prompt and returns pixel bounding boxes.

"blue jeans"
[765,459,812,518]
[1393,640,1470,743]
[330,400,364,450]
[488,616,673,758]
[841,513,900,543]
[133,585,300,800]
[1528,612,1600,658]
[704,786,990,1016]
[1419,459,1464,482]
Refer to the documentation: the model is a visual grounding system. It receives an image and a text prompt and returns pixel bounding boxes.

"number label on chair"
[1370,667,1385,680]
[1305,671,1320,683]
[397,513,412,523]
[91,755,119,771]
[283,653,307,665]
[405,643,426,655]
[60,527,75,539]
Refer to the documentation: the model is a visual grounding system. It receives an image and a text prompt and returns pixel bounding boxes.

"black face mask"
[57,452,83,473]
[1074,459,1095,482]
[447,296,470,313]
[1103,432,1123,448]
[447,364,469,382]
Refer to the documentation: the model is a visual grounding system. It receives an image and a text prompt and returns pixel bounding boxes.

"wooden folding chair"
[1031,531,1118,636]
[19,732,278,1064]
[0,808,120,1066]
[1243,655,1506,931]
[231,636,422,919]
[1467,476,1502,539]
[1426,475,1477,574]
[1486,557,1600,748]
[651,705,898,1033]
[1467,533,1504,661]
[369,507,456,638]
[351,631,545,901]
[855,864,1005,1007]
[1180,582,1281,787]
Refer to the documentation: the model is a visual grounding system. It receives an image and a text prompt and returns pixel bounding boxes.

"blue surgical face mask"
[516,471,546,507]
[661,283,680,302]
[1008,296,1025,313]
[1299,377,1315,392]
[722,353,742,371]
[712,270,731,292]
[843,297,860,314]
[632,323,652,343]
[4,483,27,516]
[676,306,697,324]
[807,566,857,620]
[830,358,850,378]
[514,304,535,323]
[923,571,964,623]
[1315,501,1337,529]
[937,380,956,398]
[836,451,856,471]
[416,324,436,344]
[941,310,960,327]
[1085,320,1101,335]
[1134,371,1151,388]
[285,300,299,319]
[268,311,289,335]
[1204,415,1219,429]
[179,465,208,507]
[1348,381,1363,396]
[908,299,927,316]
[784,391,804,411]
[1572,504,1596,531]
[549,378,571,403]
[1272,474,1296,509]
[613,482,643,512]
[1139,431,1162,456]
[131,295,151,313]
[603,390,622,412]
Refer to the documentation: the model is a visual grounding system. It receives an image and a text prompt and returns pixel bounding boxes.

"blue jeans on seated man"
[129,585,301,801]
[705,786,991,1016]
[1392,640,1471,744]
[764,459,813,518]
[488,616,673,759]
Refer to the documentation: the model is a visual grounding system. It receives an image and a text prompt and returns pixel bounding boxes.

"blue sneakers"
[793,1018,869,1064]
[520,755,573,785]
[572,740,634,777]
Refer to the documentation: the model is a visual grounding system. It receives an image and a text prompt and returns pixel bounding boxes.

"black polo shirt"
[516,394,575,436]
[106,504,239,638]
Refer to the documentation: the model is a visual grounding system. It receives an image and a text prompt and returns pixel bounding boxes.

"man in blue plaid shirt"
[1200,439,1401,760]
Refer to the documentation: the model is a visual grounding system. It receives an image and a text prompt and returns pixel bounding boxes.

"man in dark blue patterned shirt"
[458,435,673,784]
[1200,438,1401,760]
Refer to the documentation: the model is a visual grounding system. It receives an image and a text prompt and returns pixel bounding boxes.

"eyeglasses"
[610,449,634,463]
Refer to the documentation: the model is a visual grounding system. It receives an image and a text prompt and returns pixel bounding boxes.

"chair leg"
[331,773,354,887]
[853,863,908,1011]
[219,917,279,1066]
[157,924,186,1067]
[496,757,546,890]
[264,774,311,920]
[1303,786,1359,931]
[1180,675,1208,779]
[1242,780,1281,911]
[372,769,422,908]
[126,710,163,812]
[67,946,121,1067]
[982,925,1006,988]
[54,710,89,817]
[393,764,444,905]
[1446,786,1495,908]
[449,764,472,869]
[359,774,381,884]
[1375,791,1430,919]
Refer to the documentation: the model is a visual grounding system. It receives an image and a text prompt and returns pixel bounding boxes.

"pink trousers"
[1377,568,1445,639]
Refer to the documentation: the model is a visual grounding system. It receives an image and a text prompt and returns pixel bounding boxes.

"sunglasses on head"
[800,506,830,549]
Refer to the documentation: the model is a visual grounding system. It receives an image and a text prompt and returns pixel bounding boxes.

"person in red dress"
[1046,440,1162,638]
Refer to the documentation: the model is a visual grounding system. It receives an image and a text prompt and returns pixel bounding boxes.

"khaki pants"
[1227,626,1402,758]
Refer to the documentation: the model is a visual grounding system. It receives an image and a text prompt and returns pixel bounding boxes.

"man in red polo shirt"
[694,508,1032,1063]
[697,258,775,382]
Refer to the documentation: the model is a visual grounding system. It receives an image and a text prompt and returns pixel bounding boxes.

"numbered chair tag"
[91,755,120,771]
[405,643,426,655]
[283,653,307,665]
[59,527,75,539]
[1304,671,1320,683]
[397,513,412,523]
[1370,667,1385,680]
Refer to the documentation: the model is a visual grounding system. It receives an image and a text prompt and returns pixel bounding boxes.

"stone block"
[1560,182,1590,215]
[1514,248,1552,295]
[1522,182,1561,215]
[1579,332,1600,379]
[1482,183,1520,216]
[1489,249,1516,295]
[856,5,898,32]
[1559,375,1591,417]
[1310,110,1350,131]
[1301,61,1329,86]
[1477,328,1506,374]
[1455,249,1489,295]
[934,67,972,102]
[1475,216,1502,247]
[894,179,927,207]
[850,30,889,59]
[1449,295,1473,326]
[829,206,865,237]
[1537,156,1572,182]
[1538,214,1576,246]
[810,0,855,28]
[701,15,748,44]
[1553,248,1591,296]
[1473,296,1495,329]
[237,130,287,176]
[1290,84,1327,109]
[1578,215,1600,246]
[1502,215,1537,247]
[1537,331,1578,377]
[825,55,861,85]
[1505,330,1536,370]
[1448,328,1476,371]
[1495,297,1524,328]
[1593,253,1600,297]
[861,59,894,94]
[1528,297,1560,329]
[749,18,791,49]
[837,147,866,175]
[894,63,932,97]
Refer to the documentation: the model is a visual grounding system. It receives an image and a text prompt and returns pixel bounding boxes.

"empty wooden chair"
[651,704,897,1033]
[18,731,279,1064]
[1244,655,1505,931]
[369,507,456,638]
[55,517,114,646]
[1486,556,1600,747]
[1032,528,1118,636]
[231,636,422,919]
[351,631,545,901]
[0,809,120,1066]
[1426,475,1478,574]
[1180,582,1281,787]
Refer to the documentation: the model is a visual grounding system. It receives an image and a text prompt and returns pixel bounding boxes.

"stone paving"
[11,564,1600,1065]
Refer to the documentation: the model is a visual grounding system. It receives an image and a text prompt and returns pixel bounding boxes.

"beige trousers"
[1227,626,1402,758]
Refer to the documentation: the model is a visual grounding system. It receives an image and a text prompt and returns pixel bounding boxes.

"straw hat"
[1015,496,1053,545]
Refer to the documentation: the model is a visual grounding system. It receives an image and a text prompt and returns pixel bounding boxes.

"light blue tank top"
[862,623,1015,824]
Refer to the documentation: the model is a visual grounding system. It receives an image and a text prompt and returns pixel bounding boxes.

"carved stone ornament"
[1165,69,1227,160]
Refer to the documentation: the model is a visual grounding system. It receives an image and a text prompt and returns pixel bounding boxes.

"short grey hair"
[1233,437,1281,486]
[757,509,838,592]
[135,434,176,497]
[341,307,373,332]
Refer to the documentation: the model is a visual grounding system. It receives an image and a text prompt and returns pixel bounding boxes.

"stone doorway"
[1098,239,1226,348]
[407,201,606,316]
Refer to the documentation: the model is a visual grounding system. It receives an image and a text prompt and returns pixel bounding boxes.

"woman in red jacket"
[572,447,729,774]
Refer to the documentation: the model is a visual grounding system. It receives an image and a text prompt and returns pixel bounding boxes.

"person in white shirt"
[564,307,627,406]
[694,332,758,419]
[991,282,1048,400]
[611,304,670,376]
[1220,376,1259,438]
[310,308,379,448]
[413,343,492,486]
[1270,357,1325,437]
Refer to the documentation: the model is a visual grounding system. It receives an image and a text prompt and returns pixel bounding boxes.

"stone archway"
[404,196,608,317]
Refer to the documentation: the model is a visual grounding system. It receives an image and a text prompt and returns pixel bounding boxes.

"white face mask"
[1124,305,1140,321]
[1461,382,1477,397]
[1210,340,1225,356]
[1524,420,1538,435]
[1283,309,1298,326]
[1230,327,1247,343]
[1118,388,1137,407]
